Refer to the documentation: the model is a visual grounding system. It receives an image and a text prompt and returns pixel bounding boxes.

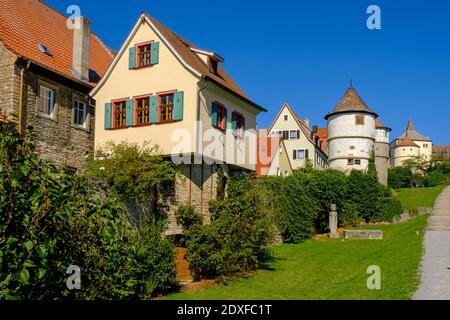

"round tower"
[393,136,420,167]
[325,84,378,172]
[374,119,391,185]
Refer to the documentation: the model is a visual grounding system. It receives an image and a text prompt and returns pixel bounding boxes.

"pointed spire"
[349,78,353,88]
[407,118,414,131]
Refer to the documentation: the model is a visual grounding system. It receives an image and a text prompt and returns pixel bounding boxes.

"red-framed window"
[215,102,226,131]
[135,96,150,125]
[136,42,152,68]
[159,93,174,122]
[113,100,126,128]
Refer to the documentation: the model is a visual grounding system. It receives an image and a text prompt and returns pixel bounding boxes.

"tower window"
[347,159,354,165]
[355,115,365,125]
[355,159,361,165]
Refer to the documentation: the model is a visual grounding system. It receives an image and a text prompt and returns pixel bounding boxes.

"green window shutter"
[129,47,136,69]
[126,99,134,126]
[150,95,158,123]
[173,91,184,121]
[151,42,160,64]
[231,111,237,135]
[224,107,228,130]
[242,116,246,138]
[211,101,218,126]
[104,102,112,129]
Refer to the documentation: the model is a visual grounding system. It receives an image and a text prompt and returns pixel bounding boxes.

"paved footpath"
[414,186,450,300]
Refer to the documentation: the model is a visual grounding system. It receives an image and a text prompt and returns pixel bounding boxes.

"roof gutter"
[203,76,267,113]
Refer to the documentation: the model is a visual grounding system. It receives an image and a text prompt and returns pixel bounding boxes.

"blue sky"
[47,0,450,144]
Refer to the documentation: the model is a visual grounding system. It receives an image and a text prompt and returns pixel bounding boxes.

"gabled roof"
[325,85,378,120]
[397,118,431,141]
[92,12,265,111]
[394,136,419,148]
[0,0,115,86]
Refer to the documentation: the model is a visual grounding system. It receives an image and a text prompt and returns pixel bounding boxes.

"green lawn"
[166,215,428,300]
[396,185,446,210]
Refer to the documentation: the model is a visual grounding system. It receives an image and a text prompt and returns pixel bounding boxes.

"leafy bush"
[185,177,275,280]
[0,121,175,299]
[174,204,203,230]
[262,173,319,242]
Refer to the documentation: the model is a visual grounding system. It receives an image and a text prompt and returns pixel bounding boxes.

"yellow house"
[258,103,328,176]
[91,13,265,232]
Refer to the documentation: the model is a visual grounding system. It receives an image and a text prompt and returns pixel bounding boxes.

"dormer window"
[209,58,218,74]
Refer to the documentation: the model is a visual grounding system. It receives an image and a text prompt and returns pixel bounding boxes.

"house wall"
[327,112,375,172]
[0,42,18,117]
[92,22,199,155]
[414,140,433,161]
[198,83,259,171]
[268,105,325,170]
[1,42,94,171]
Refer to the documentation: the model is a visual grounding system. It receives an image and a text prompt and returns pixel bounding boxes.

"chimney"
[304,118,310,129]
[312,125,318,134]
[72,16,90,81]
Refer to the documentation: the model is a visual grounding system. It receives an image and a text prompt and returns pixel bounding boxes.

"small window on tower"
[355,115,365,125]
[347,159,354,165]
[355,159,361,165]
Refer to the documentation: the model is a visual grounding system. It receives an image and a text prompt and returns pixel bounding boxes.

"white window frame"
[289,130,298,140]
[72,97,89,129]
[38,83,57,119]
[298,149,305,159]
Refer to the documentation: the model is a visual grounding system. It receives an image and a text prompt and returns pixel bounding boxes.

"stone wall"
[167,162,223,234]
[375,141,389,185]
[0,42,17,117]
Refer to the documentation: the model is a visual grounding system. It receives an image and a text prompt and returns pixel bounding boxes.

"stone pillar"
[329,204,339,238]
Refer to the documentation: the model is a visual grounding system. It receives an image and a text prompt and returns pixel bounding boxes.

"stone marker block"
[344,230,383,240]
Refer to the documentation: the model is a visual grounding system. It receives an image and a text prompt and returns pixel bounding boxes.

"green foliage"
[174,204,203,230]
[388,167,415,188]
[262,173,319,242]
[185,177,276,280]
[86,141,176,225]
[0,122,175,299]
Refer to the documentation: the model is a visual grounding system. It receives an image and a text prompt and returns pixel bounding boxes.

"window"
[39,85,56,117]
[355,159,361,165]
[355,115,365,125]
[213,102,226,130]
[235,112,244,137]
[209,58,218,74]
[349,146,355,150]
[136,97,150,125]
[282,131,289,140]
[347,159,354,165]
[137,43,152,67]
[289,130,300,140]
[159,94,174,122]
[73,99,88,128]
[423,144,428,148]
[113,101,127,128]
[293,149,308,160]
[284,170,289,176]
[284,115,288,121]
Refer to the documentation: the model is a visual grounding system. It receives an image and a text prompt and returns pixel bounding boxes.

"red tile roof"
[0,0,115,86]
[316,127,328,152]
[395,136,419,148]
[325,86,377,119]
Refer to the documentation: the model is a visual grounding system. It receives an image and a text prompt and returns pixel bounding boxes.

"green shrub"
[185,177,275,280]
[174,204,203,230]
[339,201,360,226]
[262,174,319,243]
[0,121,175,299]
[424,169,446,187]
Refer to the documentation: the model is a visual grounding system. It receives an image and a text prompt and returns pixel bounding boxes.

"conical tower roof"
[325,84,378,120]
[397,118,431,141]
